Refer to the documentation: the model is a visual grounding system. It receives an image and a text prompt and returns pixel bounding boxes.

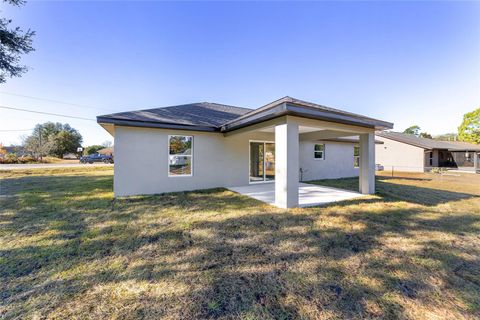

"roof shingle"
[97,97,393,132]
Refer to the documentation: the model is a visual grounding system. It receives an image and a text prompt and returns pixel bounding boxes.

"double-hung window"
[354,146,360,168]
[168,135,193,176]
[314,144,325,160]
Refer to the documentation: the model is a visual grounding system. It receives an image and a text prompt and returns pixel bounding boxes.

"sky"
[0,1,479,146]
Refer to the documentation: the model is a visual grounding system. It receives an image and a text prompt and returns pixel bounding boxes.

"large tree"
[403,125,421,136]
[24,122,83,158]
[434,133,458,141]
[458,108,480,144]
[0,0,35,83]
[84,145,104,155]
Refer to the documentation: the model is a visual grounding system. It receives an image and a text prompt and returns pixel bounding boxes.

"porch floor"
[228,182,366,208]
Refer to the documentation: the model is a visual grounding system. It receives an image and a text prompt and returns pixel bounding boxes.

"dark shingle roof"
[98,102,252,130]
[97,97,393,132]
[376,131,480,151]
[221,96,393,131]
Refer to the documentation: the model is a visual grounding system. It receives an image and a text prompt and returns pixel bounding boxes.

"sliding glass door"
[249,141,275,183]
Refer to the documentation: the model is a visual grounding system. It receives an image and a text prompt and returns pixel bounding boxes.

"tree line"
[402,108,480,144]
[17,121,110,159]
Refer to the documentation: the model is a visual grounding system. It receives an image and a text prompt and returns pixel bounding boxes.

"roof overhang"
[96,116,218,133]
[97,97,394,134]
[220,101,393,133]
[447,148,480,152]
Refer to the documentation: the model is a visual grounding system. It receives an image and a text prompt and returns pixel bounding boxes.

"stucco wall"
[299,141,359,181]
[375,136,425,172]
[115,126,279,196]
[114,126,361,196]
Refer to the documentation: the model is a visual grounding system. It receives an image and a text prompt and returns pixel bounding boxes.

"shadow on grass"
[307,176,479,206]
[1,173,480,318]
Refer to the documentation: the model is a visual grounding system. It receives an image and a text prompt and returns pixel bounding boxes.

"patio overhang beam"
[220,102,393,133]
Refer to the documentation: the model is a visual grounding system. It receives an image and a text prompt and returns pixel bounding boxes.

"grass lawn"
[1,167,479,319]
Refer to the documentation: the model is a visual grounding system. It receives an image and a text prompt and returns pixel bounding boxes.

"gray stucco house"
[97,97,393,208]
[376,131,480,173]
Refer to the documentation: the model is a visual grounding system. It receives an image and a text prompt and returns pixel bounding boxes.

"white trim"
[313,143,325,161]
[354,145,360,168]
[249,140,275,184]
[168,134,194,177]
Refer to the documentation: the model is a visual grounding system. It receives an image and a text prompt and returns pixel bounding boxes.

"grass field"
[1,167,479,319]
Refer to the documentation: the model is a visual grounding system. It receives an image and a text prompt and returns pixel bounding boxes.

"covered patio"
[221,97,393,208]
[228,182,366,208]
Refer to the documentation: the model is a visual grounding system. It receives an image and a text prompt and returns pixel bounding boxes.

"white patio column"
[275,120,299,208]
[359,132,375,194]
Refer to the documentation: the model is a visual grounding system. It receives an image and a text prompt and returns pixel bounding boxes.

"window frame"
[354,145,360,168]
[249,140,275,184]
[314,143,325,160]
[168,135,193,177]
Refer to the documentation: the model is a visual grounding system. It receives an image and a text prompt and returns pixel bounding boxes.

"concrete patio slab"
[228,182,366,208]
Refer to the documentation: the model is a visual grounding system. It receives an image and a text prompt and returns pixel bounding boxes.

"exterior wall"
[299,141,359,181]
[425,149,440,167]
[114,126,364,196]
[114,126,274,196]
[375,136,425,172]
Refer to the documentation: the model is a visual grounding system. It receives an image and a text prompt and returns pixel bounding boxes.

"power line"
[0,91,116,112]
[0,128,34,132]
[0,105,96,121]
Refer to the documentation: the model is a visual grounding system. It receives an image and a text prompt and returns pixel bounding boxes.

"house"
[97,147,114,157]
[375,131,480,173]
[97,96,393,208]
[2,145,28,157]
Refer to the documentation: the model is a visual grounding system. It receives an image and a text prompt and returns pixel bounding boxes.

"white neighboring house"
[97,96,393,208]
[375,131,480,173]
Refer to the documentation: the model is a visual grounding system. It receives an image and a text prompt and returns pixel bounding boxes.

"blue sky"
[1,1,479,146]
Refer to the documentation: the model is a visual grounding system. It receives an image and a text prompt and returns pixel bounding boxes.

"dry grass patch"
[1,167,479,319]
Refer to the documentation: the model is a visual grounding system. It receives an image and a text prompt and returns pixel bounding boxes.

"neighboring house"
[97,96,393,208]
[97,147,114,156]
[376,131,480,173]
[2,146,29,157]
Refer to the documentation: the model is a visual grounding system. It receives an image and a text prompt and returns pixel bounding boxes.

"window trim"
[168,135,193,177]
[249,140,275,184]
[314,143,325,160]
[354,145,360,168]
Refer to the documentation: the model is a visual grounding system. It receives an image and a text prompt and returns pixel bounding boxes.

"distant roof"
[97,96,393,133]
[376,131,480,151]
[97,147,114,155]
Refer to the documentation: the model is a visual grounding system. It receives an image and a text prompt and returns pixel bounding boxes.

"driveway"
[0,163,113,170]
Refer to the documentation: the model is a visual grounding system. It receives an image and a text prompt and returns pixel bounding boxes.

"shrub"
[18,156,37,164]
[430,167,448,174]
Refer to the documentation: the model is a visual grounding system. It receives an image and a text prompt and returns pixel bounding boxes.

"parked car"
[80,153,114,164]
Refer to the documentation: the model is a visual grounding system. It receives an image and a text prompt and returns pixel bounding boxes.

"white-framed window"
[168,135,193,176]
[354,146,360,168]
[314,144,325,160]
